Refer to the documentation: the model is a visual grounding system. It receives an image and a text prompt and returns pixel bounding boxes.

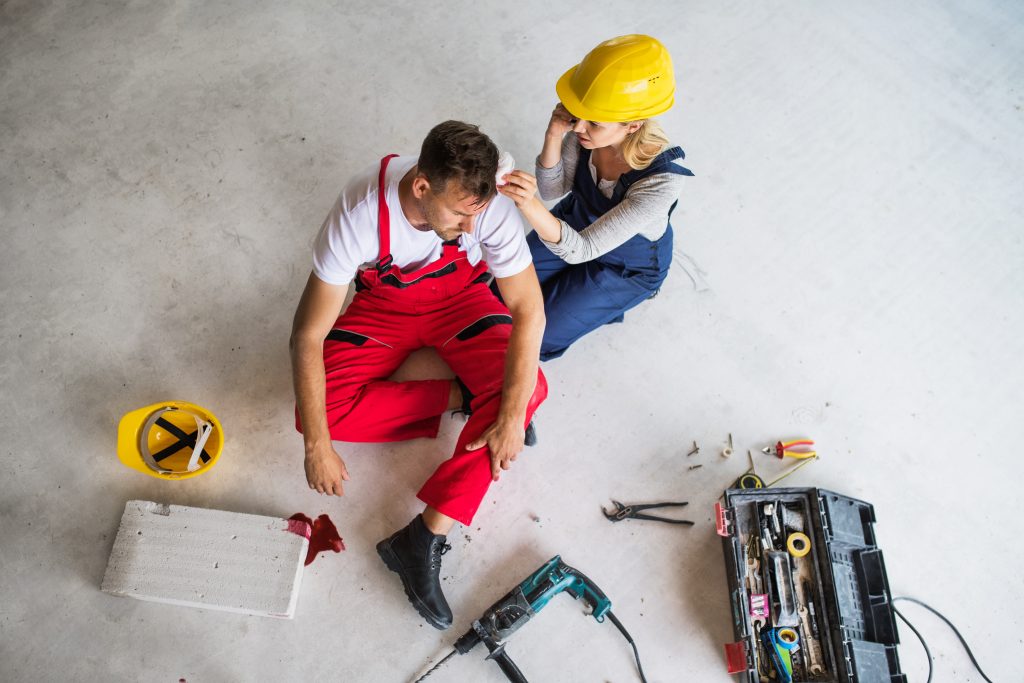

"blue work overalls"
[528,146,693,360]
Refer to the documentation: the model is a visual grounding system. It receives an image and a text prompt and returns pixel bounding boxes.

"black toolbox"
[714,488,905,682]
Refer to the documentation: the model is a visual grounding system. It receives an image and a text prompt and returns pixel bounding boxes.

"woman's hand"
[546,102,576,139]
[500,170,562,243]
[498,170,539,209]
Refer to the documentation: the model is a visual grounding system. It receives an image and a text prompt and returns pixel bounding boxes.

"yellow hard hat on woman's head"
[556,34,676,123]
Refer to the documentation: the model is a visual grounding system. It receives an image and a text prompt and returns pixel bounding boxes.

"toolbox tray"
[715,487,905,682]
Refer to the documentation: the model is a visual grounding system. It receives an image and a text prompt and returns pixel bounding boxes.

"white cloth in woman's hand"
[495,151,515,186]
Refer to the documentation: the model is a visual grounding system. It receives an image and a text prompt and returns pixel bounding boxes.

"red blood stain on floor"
[288,513,345,566]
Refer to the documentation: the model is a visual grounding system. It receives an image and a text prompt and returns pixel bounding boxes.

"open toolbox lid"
[715,488,906,683]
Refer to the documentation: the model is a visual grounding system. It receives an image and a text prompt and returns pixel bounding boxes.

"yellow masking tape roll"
[778,627,800,645]
[787,532,811,558]
[738,473,764,489]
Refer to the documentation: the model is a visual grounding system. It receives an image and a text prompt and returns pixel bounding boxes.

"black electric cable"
[606,610,649,683]
[892,605,932,683]
[893,596,994,683]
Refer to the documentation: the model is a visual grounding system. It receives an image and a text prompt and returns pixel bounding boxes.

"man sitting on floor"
[289,120,547,629]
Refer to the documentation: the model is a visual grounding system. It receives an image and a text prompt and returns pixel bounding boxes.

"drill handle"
[561,563,613,621]
[483,636,529,683]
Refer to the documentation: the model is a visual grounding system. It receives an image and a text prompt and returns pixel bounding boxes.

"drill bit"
[412,649,457,682]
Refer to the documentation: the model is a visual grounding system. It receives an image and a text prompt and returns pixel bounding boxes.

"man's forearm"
[290,335,332,455]
[497,306,545,425]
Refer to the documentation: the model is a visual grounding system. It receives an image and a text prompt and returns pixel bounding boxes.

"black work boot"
[524,421,538,447]
[376,515,453,630]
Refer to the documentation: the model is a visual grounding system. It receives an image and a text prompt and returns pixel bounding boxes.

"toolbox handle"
[715,502,734,537]
[723,641,748,674]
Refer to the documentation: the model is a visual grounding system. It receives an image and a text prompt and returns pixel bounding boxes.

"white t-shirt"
[312,156,532,286]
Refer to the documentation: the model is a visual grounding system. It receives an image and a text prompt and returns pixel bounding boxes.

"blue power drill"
[413,555,648,682]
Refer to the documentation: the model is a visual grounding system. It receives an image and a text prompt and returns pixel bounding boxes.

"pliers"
[602,500,694,526]
[763,439,817,460]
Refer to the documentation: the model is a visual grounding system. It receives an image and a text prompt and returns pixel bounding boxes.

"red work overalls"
[299,155,548,525]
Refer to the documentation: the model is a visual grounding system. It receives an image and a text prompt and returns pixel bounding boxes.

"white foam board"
[101,500,309,619]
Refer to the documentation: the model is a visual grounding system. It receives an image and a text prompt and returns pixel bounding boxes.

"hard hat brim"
[117,404,157,474]
[556,64,675,123]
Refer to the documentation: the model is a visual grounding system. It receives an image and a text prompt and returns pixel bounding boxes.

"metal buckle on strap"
[375,254,394,273]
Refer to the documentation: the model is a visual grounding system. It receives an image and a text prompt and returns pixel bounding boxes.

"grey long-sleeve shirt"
[535,135,686,264]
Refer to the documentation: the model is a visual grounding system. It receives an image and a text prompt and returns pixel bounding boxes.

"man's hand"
[305,444,351,495]
[291,272,351,496]
[466,418,527,481]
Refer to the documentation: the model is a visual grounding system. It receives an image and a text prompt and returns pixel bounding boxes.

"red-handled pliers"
[762,439,817,459]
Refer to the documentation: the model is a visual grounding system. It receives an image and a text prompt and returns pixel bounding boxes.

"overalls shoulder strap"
[566,148,616,222]
[561,145,684,229]
[615,146,694,198]
[374,153,400,273]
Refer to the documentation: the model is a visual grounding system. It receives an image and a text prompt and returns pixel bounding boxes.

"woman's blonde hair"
[621,119,670,170]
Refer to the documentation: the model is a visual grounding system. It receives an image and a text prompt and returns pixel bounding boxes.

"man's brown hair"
[418,120,499,204]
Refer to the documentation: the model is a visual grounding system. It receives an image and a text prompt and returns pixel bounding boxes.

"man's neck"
[398,165,431,231]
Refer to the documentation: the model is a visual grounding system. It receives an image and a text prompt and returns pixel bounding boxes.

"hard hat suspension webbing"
[139,407,214,474]
[150,417,214,464]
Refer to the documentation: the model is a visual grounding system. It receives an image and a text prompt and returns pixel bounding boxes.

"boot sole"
[376,539,452,630]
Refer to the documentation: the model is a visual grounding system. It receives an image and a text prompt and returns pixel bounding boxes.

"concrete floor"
[1,1,1021,681]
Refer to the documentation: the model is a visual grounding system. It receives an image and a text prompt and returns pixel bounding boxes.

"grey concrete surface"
[1,1,1021,681]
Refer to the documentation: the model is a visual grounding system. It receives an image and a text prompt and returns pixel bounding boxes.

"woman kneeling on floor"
[500,34,694,361]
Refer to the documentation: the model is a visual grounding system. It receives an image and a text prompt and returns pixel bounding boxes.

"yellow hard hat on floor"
[556,34,676,122]
[117,401,223,479]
